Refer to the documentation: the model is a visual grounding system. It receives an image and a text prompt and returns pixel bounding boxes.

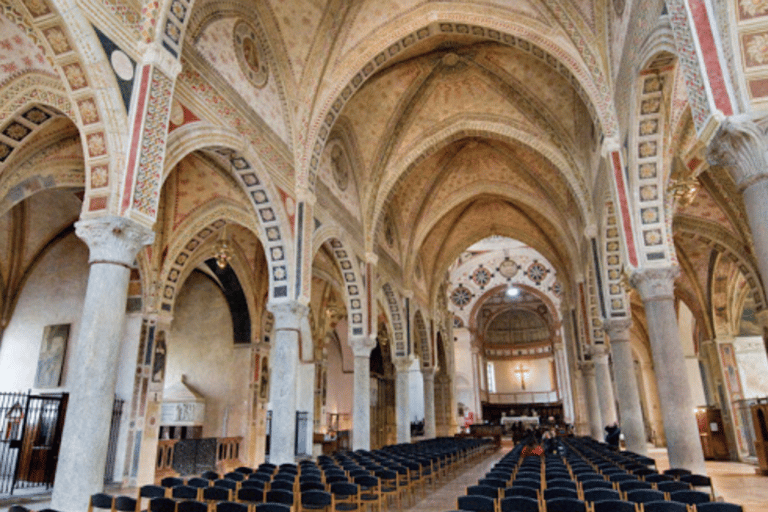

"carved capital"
[421,367,436,380]
[268,300,309,331]
[630,266,679,301]
[586,343,610,359]
[394,357,413,373]
[602,318,632,343]
[579,360,596,375]
[75,216,154,266]
[349,335,376,357]
[708,114,768,191]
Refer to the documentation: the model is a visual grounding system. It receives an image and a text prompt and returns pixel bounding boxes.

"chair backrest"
[249,473,272,483]
[9,506,31,512]
[580,479,614,491]
[582,488,621,502]
[329,481,360,503]
[543,487,578,500]
[88,492,114,512]
[503,486,538,500]
[176,500,208,512]
[215,501,249,512]
[591,499,637,512]
[544,497,587,512]
[235,466,254,475]
[215,479,239,491]
[657,481,691,493]
[140,485,168,499]
[499,495,540,512]
[325,474,349,484]
[669,489,711,505]
[225,472,246,482]
[187,477,211,489]
[237,486,265,503]
[625,489,665,503]
[456,495,496,512]
[300,489,333,511]
[172,485,200,500]
[270,479,295,492]
[162,477,185,488]
[576,473,604,482]
[694,503,744,512]
[148,497,177,512]
[265,489,295,506]
[466,485,499,500]
[645,473,674,483]
[114,496,139,512]
[201,471,220,481]
[274,473,297,483]
[202,486,232,502]
[511,478,540,490]
[618,480,652,492]
[478,477,507,489]
[546,479,577,490]
[255,503,291,512]
[609,474,638,483]
[242,480,267,490]
[643,501,688,512]
[663,468,692,478]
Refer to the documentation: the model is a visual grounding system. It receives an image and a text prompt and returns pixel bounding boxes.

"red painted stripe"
[611,152,638,267]
[689,0,733,116]
[121,65,152,214]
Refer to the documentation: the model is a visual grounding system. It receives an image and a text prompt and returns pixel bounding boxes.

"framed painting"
[34,324,70,388]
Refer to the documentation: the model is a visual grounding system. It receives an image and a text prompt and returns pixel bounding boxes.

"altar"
[501,415,539,431]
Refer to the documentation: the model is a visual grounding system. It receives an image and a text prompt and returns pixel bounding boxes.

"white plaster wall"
[0,233,88,391]
[325,333,353,421]
[734,336,768,399]
[166,271,250,438]
[678,303,707,407]
[492,357,554,393]
[409,358,424,422]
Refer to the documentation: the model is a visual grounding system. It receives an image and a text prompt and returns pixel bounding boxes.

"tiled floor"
[2,442,768,512]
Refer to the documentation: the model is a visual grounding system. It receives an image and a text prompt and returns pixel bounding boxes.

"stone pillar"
[581,361,603,441]
[631,267,706,473]
[553,342,574,424]
[604,319,647,455]
[709,116,768,301]
[422,368,436,439]
[470,346,482,422]
[51,217,154,512]
[590,344,618,426]
[395,358,412,443]
[267,301,308,465]
[639,360,666,446]
[351,336,376,450]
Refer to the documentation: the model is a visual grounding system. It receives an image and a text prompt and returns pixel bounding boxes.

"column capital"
[422,367,436,379]
[708,114,768,191]
[580,360,596,375]
[350,335,376,357]
[75,216,154,267]
[136,41,183,78]
[394,357,413,373]
[603,318,632,342]
[586,343,610,359]
[630,266,679,301]
[295,186,316,206]
[268,300,309,330]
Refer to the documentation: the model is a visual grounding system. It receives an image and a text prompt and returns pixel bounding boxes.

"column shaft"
[592,347,618,426]
[632,267,705,473]
[423,370,436,439]
[353,355,371,450]
[52,217,153,512]
[395,361,411,443]
[582,362,603,440]
[606,320,647,455]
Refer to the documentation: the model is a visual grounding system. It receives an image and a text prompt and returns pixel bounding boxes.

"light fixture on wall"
[213,224,233,269]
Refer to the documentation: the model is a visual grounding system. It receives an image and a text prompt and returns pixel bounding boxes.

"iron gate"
[0,391,68,495]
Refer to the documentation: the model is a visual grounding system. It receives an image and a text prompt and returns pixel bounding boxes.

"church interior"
[2,0,768,511]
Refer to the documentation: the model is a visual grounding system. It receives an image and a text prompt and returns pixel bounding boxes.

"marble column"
[422,367,437,439]
[631,267,706,473]
[639,360,666,446]
[590,344,618,426]
[709,115,768,299]
[51,217,154,512]
[395,358,412,443]
[351,336,376,451]
[581,361,603,441]
[470,346,482,421]
[267,301,308,465]
[605,319,647,455]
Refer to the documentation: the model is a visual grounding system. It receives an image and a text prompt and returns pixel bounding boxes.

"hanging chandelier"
[213,225,232,269]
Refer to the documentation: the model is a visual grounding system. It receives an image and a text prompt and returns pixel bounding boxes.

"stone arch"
[380,283,407,359]
[162,124,293,301]
[300,15,617,192]
[311,227,367,341]
[413,309,431,369]
[17,0,134,215]
[158,200,265,316]
[467,283,562,339]
[370,117,592,241]
[601,199,630,317]
[0,158,85,218]
[674,215,766,311]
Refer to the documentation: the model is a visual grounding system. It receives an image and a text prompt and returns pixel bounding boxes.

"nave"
[2,439,768,512]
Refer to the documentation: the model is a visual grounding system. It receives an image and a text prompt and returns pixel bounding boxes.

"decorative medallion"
[453,315,464,328]
[330,143,349,191]
[526,261,549,285]
[234,20,268,88]
[471,266,492,288]
[498,259,518,279]
[450,285,472,308]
